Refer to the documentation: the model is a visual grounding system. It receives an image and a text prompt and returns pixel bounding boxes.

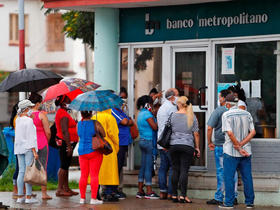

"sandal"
[179,196,192,203]
[56,190,72,197]
[42,194,53,200]
[172,196,178,203]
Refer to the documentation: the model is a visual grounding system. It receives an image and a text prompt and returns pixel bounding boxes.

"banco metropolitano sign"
[167,12,268,30]
[120,0,280,43]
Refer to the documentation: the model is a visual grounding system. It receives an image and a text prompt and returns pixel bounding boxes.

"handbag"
[24,159,47,186]
[157,113,173,149]
[130,120,139,140]
[92,120,113,155]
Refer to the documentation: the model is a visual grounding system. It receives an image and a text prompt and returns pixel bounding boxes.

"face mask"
[172,96,178,105]
[153,98,159,105]
[65,104,71,110]
[27,109,33,117]
[122,98,127,104]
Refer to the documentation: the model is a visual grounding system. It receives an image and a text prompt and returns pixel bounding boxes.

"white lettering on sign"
[198,12,269,28]
[166,18,194,29]
[145,12,269,35]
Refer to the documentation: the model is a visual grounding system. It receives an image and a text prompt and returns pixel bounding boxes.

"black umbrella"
[0,69,63,92]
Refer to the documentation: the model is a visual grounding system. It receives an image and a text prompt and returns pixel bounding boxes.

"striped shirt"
[222,106,255,157]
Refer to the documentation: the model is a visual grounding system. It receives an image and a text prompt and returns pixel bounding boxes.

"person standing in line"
[55,95,79,197]
[169,96,200,203]
[111,108,133,199]
[156,88,179,200]
[92,110,120,202]
[219,94,256,209]
[29,92,52,200]
[206,90,238,206]
[77,111,104,205]
[14,99,39,204]
[136,95,159,199]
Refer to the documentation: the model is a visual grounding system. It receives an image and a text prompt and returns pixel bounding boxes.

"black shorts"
[59,141,77,170]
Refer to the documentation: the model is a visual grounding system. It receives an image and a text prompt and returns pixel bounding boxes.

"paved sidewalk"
[1,191,279,210]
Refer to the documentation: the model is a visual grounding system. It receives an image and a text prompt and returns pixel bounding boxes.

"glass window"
[216,41,277,138]
[133,47,162,168]
[9,14,29,45]
[120,48,128,90]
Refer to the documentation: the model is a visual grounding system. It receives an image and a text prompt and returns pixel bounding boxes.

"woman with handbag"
[169,96,200,203]
[29,92,52,200]
[55,95,79,197]
[14,99,39,204]
[136,95,159,199]
[77,111,104,205]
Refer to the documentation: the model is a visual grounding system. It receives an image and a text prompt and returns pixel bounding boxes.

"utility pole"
[19,0,26,100]
[18,0,25,70]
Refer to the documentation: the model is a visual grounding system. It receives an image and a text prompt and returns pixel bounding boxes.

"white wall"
[0,0,87,79]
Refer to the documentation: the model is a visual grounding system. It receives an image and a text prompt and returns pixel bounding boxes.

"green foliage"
[0,165,78,191]
[0,71,10,82]
[0,165,15,191]
[62,11,95,49]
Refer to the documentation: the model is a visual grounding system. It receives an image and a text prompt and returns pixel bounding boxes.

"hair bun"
[186,100,190,105]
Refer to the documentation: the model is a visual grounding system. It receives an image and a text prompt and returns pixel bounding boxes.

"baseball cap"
[17,99,35,114]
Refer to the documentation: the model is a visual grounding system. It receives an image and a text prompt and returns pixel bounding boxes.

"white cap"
[17,99,35,114]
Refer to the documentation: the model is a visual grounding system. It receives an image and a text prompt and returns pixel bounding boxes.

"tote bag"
[130,120,139,140]
[24,159,47,186]
[157,113,173,149]
[92,120,113,155]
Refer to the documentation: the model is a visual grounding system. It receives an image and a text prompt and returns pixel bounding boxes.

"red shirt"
[55,108,78,143]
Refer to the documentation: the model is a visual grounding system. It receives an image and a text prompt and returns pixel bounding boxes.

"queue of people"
[10,84,255,208]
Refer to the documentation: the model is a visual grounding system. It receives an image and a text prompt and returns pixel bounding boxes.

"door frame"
[171,46,213,170]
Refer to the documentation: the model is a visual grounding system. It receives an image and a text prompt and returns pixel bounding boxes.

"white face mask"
[172,96,179,105]
[26,109,33,117]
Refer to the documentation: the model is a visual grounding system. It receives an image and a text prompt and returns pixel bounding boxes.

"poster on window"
[221,48,235,75]
[251,80,261,98]
[240,80,250,98]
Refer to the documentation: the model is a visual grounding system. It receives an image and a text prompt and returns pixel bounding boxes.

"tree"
[62,11,95,49]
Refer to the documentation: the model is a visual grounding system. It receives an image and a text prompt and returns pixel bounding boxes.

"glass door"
[173,48,209,169]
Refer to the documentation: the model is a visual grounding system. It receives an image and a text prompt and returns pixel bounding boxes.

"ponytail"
[177,96,194,128]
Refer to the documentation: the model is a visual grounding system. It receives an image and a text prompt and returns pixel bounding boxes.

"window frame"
[9,13,29,46]
[211,36,280,139]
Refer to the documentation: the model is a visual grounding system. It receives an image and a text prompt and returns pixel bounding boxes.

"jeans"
[138,139,153,185]
[17,150,34,196]
[158,150,172,194]
[223,153,254,206]
[214,146,238,202]
[169,145,194,197]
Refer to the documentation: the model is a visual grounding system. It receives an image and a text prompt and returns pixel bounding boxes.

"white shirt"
[14,116,38,154]
[222,106,255,157]
[156,99,177,149]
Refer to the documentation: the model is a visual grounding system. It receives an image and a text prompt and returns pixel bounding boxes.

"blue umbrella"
[68,90,123,111]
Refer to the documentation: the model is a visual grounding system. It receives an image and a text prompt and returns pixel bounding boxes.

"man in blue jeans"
[206,90,238,206]
[219,94,256,209]
[156,88,179,199]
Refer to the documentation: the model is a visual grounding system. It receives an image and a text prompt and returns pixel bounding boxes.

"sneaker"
[25,197,38,204]
[218,204,234,209]
[90,199,103,205]
[246,204,254,208]
[206,199,223,205]
[145,192,160,199]
[16,197,25,203]
[103,194,119,202]
[234,198,238,205]
[136,191,145,199]
[79,198,85,204]
[115,191,126,200]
